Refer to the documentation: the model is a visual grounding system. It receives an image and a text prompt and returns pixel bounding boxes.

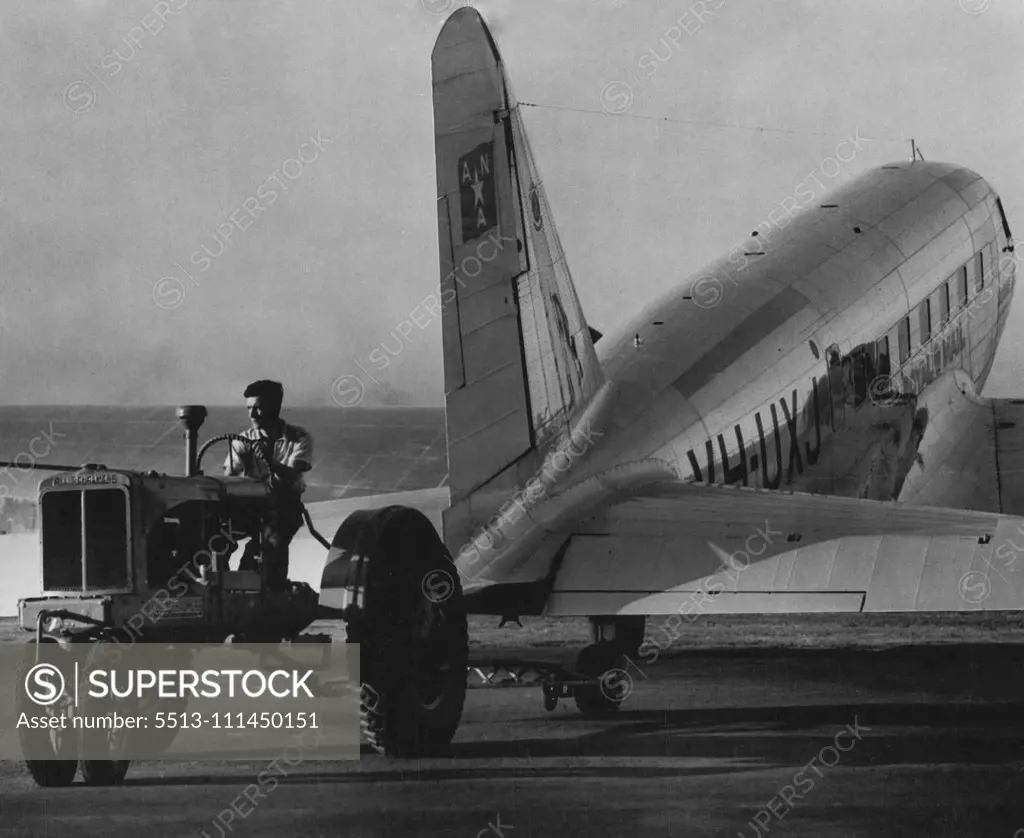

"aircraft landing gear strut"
[571,616,645,717]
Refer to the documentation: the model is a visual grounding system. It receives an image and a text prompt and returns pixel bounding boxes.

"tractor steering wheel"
[195,433,270,476]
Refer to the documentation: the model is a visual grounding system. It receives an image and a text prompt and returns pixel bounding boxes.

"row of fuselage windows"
[877,240,997,379]
[833,240,999,410]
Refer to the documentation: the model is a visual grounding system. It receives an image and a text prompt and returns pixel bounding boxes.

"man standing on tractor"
[222,379,314,590]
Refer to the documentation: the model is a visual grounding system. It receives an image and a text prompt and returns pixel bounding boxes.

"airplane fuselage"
[456,161,1018,590]
[595,161,1016,502]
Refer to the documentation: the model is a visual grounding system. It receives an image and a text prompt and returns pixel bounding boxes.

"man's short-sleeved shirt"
[223,421,313,494]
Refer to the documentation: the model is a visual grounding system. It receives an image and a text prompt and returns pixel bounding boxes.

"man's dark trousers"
[237,494,304,590]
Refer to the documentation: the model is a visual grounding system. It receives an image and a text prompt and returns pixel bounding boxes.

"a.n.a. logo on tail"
[459,142,498,242]
[432,8,603,549]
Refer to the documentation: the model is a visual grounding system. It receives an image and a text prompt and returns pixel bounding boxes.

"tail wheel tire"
[573,644,632,718]
[336,505,468,758]
[17,640,79,787]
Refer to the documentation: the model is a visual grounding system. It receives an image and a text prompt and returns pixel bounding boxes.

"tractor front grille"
[41,488,130,592]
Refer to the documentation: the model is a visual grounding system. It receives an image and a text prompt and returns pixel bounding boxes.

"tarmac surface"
[2,642,1024,838]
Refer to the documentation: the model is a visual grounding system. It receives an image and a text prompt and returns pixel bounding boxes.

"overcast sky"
[2,0,1022,406]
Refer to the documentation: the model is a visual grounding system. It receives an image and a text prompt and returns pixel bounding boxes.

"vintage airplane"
[308,5,1024,757]
[8,4,1017,765]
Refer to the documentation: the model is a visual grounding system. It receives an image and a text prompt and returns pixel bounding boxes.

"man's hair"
[244,379,284,413]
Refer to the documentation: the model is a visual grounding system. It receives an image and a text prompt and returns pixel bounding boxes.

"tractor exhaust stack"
[176,405,208,476]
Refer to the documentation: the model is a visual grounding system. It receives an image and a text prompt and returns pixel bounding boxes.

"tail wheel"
[573,644,632,718]
[337,505,468,758]
[17,640,78,787]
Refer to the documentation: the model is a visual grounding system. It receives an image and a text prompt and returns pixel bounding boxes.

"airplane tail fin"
[431,9,604,549]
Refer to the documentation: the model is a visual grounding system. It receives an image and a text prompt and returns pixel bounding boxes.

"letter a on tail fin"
[432,8,604,552]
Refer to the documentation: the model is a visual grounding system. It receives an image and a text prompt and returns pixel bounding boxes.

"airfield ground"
[1,614,1023,837]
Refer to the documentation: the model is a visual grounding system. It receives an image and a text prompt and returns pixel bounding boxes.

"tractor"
[11,405,471,787]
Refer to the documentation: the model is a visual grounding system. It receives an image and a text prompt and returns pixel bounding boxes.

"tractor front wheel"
[77,639,132,787]
[16,640,79,787]
[79,756,130,787]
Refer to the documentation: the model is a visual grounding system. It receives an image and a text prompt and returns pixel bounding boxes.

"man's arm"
[223,440,249,476]
[267,462,305,483]
[267,429,313,484]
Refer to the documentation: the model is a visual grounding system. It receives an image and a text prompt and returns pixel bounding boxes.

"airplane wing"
[539,479,1024,617]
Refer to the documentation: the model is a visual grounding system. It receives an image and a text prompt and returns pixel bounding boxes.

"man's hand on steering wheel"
[252,440,292,492]
[198,432,276,477]
[251,437,273,466]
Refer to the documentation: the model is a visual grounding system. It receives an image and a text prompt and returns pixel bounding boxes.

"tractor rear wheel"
[334,506,468,758]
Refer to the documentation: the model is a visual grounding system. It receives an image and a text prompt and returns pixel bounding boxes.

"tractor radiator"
[41,487,131,592]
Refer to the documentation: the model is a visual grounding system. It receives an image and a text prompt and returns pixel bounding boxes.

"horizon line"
[0,402,446,409]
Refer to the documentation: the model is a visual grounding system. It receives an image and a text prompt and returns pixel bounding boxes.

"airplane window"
[850,346,875,407]
[976,251,985,292]
[958,266,969,308]
[919,298,931,342]
[825,346,846,424]
[997,197,1014,245]
[898,317,910,364]
[876,336,891,378]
